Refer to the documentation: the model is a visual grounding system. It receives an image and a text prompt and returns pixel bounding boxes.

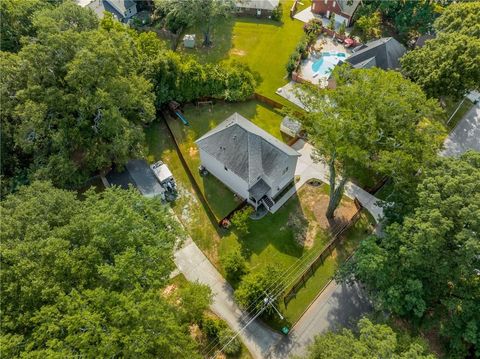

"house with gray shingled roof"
[195,113,300,212]
[346,37,406,70]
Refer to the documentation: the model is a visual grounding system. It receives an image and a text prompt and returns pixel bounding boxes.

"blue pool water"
[311,52,347,76]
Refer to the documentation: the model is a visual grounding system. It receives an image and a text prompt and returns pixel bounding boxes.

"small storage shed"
[183,34,196,48]
[280,116,302,138]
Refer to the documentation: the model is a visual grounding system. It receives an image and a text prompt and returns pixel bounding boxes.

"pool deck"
[298,36,352,85]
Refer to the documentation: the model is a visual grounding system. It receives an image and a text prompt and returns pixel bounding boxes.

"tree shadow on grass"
[178,18,235,64]
[237,192,308,263]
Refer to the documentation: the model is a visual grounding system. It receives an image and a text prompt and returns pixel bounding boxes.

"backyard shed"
[183,34,196,48]
[280,116,302,138]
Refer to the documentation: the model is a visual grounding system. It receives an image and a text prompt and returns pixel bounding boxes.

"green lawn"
[145,120,224,261]
[178,0,309,107]
[167,100,287,219]
[146,107,373,332]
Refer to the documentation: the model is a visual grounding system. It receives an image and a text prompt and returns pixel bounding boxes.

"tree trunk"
[326,159,347,219]
[203,23,212,47]
[203,30,212,46]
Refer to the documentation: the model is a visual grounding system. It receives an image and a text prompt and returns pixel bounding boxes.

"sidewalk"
[174,239,282,359]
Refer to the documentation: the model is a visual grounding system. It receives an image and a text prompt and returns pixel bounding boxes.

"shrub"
[329,13,336,31]
[201,316,241,356]
[304,18,323,36]
[218,326,241,355]
[339,21,346,36]
[221,250,248,282]
[271,4,283,21]
[230,206,253,235]
[234,265,282,317]
[286,51,301,75]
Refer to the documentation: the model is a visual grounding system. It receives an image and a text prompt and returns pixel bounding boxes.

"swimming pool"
[311,52,347,77]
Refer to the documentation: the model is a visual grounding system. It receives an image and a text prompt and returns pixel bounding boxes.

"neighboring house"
[235,0,279,18]
[414,34,435,48]
[346,37,406,70]
[87,0,137,22]
[196,113,300,212]
[311,0,360,27]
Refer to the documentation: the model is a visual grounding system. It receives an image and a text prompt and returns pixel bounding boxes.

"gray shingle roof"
[236,0,279,10]
[249,178,270,201]
[346,37,406,70]
[337,0,360,17]
[196,113,299,185]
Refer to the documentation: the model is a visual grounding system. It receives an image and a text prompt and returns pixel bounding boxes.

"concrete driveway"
[441,103,480,157]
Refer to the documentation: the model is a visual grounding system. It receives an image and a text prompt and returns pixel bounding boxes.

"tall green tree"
[0,0,51,52]
[401,2,480,100]
[300,318,435,359]
[354,11,382,42]
[341,151,480,357]
[154,0,234,46]
[296,66,444,219]
[354,0,444,41]
[0,7,155,188]
[434,1,480,38]
[0,181,210,358]
[401,32,480,100]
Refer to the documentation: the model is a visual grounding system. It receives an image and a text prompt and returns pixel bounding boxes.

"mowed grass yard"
[145,116,372,327]
[178,0,309,107]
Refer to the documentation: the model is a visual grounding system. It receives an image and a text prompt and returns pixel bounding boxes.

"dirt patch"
[162,284,177,297]
[299,185,357,230]
[230,48,246,56]
[189,324,204,342]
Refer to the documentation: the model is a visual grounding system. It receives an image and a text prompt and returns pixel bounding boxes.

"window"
[224,166,228,171]
[282,167,289,175]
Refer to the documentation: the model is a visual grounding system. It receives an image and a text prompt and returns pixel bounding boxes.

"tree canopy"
[300,318,435,359]
[0,2,258,192]
[235,265,282,317]
[154,0,235,46]
[401,2,480,99]
[295,66,445,218]
[434,1,480,38]
[0,0,52,52]
[341,151,480,357]
[353,0,445,41]
[0,5,155,189]
[0,181,211,358]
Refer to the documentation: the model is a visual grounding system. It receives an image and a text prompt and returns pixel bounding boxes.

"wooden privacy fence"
[254,92,284,109]
[283,200,363,306]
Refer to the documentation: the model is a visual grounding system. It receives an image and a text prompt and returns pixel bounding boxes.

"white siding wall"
[199,149,250,200]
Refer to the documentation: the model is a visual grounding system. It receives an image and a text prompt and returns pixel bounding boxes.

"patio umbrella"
[344,38,354,46]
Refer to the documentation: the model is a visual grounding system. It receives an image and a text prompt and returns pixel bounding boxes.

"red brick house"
[311,0,360,27]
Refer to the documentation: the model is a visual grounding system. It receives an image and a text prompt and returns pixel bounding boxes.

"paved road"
[441,103,480,157]
[175,240,282,359]
[271,281,372,358]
